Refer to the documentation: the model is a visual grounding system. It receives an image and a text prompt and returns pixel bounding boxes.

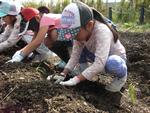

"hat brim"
[58,27,80,41]
[0,12,7,17]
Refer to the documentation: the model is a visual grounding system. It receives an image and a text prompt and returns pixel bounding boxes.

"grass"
[21,1,150,33]
[117,23,150,32]
[22,1,45,8]
[128,83,137,104]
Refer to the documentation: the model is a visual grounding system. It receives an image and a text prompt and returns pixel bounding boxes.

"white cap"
[58,2,93,40]
[61,3,81,29]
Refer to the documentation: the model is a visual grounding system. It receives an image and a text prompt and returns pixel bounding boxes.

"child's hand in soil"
[59,76,80,86]
[6,50,25,63]
[47,72,66,84]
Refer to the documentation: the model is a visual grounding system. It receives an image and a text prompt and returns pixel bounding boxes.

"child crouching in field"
[0,1,23,52]
[0,1,54,63]
[54,2,127,92]
[9,7,71,64]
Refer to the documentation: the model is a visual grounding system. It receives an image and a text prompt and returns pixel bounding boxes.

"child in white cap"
[55,1,127,92]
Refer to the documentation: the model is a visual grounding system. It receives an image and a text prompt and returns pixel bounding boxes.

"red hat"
[21,7,39,21]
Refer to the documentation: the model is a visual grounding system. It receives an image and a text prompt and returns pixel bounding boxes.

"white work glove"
[6,50,25,63]
[47,72,66,84]
[59,76,80,86]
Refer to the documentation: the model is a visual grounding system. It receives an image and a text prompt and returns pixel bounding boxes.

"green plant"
[128,83,137,104]
[118,22,150,32]
[36,63,47,76]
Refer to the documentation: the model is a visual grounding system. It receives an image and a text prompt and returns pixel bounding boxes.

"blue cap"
[0,1,10,17]
[0,1,20,17]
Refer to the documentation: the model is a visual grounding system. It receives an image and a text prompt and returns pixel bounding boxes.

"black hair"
[20,18,26,33]
[28,17,39,32]
[0,18,5,34]
[20,15,39,33]
[38,6,50,14]
[7,15,17,27]
[91,7,119,43]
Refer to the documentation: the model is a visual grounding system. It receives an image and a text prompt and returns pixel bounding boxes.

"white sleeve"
[0,25,20,52]
[65,40,84,71]
[82,27,113,80]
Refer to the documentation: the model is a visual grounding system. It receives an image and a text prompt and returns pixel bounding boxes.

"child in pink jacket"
[9,7,71,63]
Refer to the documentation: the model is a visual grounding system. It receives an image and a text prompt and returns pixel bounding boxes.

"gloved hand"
[59,76,80,86]
[6,50,25,63]
[47,72,66,83]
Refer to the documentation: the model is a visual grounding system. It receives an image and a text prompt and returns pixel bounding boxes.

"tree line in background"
[22,0,150,24]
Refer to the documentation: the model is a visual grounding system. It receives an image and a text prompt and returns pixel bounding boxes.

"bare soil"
[0,32,150,113]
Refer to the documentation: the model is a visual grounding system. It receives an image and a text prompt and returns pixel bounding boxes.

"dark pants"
[50,40,72,63]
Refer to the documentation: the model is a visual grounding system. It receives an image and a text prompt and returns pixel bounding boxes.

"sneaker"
[105,75,127,92]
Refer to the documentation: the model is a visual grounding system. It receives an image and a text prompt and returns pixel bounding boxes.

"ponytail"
[91,8,119,43]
